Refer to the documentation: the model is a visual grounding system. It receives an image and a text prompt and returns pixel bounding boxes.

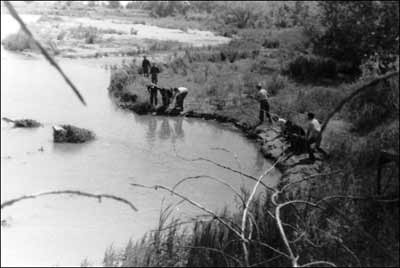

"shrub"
[267,73,287,96]
[309,1,399,69]
[69,25,100,44]
[2,30,35,51]
[285,54,338,82]
[262,39,280,49]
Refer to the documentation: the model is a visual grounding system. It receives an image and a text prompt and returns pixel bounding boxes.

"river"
[1,13,279,267]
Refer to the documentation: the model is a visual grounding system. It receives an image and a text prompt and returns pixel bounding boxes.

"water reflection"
[146,116,157,148]
[137,115,186,145]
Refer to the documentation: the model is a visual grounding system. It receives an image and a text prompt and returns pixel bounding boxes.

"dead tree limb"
[320,71,399,136]
[1,190,138,212]
[241,157,283,266]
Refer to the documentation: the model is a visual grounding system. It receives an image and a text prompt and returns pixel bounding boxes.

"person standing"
[150,63,160,84]
[147,84,158,107]
[142,56,151,77]
[256,83,272,124]
[306,112,328,160]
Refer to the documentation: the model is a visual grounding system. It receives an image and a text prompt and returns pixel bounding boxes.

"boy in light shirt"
[306,112,328,160]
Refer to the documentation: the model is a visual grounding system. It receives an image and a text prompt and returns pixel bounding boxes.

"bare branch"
[1,190,138,212]
[173,147,274,192]
[320,71,399,136]
[3,1,87,106]
[300,261,336,267]
[130,183,243,239]
[316,195,399,205]
[172,175,245,205]
[241,157,283,266]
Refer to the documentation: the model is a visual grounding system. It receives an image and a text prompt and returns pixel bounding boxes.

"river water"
[1,13,279,267]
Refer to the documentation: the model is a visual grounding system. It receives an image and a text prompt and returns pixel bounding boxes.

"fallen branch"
[1,190,138,212]
[320,70,399,136]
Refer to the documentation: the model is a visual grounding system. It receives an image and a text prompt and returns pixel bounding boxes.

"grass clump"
[53,124,95,143]
[2,30,35,52]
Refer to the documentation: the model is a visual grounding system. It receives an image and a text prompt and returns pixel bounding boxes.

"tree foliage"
[311,1,399,70]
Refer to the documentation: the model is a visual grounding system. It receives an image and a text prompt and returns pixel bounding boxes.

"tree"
[312,1,399,70]
[108,1,120,9]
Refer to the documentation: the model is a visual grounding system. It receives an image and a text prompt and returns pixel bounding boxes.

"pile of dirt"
[52,124,95,143]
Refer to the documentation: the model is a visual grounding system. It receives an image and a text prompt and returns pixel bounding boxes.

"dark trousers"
[259,100,272,123]
[150,88,158,106]
[175,92,188,110]
[307,135,327,159]
[151,75,158,84]
[143,68,149,77]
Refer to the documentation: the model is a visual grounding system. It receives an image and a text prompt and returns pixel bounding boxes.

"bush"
[69,25,100,44]
[267,73,287,96]
[262,39,280,49]
[285,54,338,82]
[309,1,399,69]
[2,30,35,51]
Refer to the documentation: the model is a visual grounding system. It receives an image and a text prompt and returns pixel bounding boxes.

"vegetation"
[2,1,398,267]
[1,30,35,51]
[103,1,399,267]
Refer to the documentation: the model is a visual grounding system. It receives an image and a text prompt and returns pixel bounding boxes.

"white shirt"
[307,118,321,138]
[177,87,188,94]
[257,88,268,101]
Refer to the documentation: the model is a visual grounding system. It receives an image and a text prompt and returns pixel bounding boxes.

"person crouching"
[172,87,188,111]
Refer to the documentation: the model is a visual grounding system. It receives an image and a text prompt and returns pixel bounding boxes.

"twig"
[130,183,243,238]
[300,261,336,267]
[275,200,319,267]
[316,195,399,205]
[1,190,138,212]
[3,1,87,106]
[174,147,274,192]
[172,175,245,205]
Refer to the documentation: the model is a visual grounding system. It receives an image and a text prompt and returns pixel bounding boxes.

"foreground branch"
[1,190,138,212]
[3,1,87,106]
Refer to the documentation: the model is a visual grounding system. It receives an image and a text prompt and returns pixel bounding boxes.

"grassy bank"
[104,23,399,267]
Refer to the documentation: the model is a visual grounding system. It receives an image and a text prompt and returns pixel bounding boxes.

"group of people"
[255,83,327,161]
[142,56,189,114]
[143,55,326,160]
